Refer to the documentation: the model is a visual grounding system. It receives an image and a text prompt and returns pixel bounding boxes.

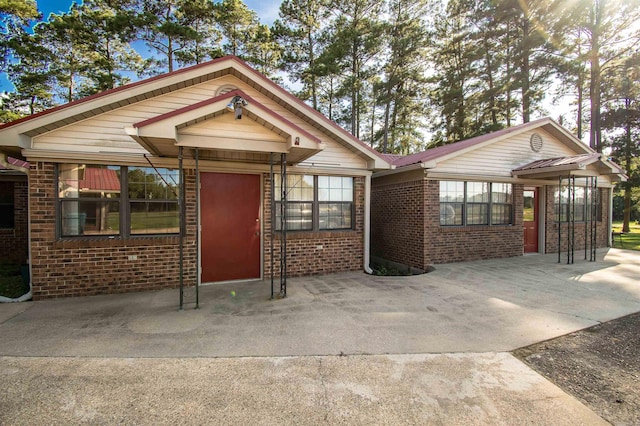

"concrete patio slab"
[1,249,638,358]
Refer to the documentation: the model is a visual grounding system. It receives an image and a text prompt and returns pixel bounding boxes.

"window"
[0,181,15,229]
[466,182,489,225]
[128,167,180,235]
[439,181,464,226]
[318,176,353,230]
[58,164,121,236]
[491,183,513,225]
[554,186,601,223]
[57,164,180,237]
[440,181,513,226]
[275,175,354,231]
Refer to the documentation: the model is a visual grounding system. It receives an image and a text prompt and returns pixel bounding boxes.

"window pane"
[130,201,179,234]
[440,203,462,225]
[275,202,312,230]
[491,183,512,204]
[59,164,121,199]
[492,204,512,225]
[466,182,489,203]
[128,167,179,200]
[318,176,353,202]
[275,175,314,201]
[523,190,536,222]
[61,199,119,236]
[319,202,352,230]
[467,203,488,225]
[439,181,464,202]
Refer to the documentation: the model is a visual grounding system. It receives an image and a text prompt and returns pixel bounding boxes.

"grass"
[611,221,640,251]
[0,262,29,299]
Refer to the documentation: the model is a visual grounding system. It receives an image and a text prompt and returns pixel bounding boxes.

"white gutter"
[364,173,373,274]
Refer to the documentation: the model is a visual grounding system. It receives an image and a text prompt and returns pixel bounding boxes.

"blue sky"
[1,0,282,92]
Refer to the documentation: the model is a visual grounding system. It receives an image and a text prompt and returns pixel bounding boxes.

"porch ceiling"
[125,89,325,165]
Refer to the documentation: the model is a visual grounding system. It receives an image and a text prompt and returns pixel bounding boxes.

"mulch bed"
[513,312,640,425]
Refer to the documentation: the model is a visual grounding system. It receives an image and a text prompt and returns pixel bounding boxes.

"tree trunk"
[622,97,632,233]
[589,0,602,152]
[521,17,530,123]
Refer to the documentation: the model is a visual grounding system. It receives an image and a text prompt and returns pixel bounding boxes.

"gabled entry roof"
[125,89,325,164]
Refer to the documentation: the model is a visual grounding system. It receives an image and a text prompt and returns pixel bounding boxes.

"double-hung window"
[57,164,180,237]
[440,181,513,226]
[275,175,354,231]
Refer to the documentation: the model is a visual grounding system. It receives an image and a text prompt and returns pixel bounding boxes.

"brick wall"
[263,174,365,277]
[544,186,610,254]
[0,177,28,264]
[28,162,197,299]
[371,179,425,269]
[424,181,524,265]
[371,177,524,269]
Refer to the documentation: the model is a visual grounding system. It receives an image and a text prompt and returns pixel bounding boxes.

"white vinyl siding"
[32,75,369,170]
[432,130,579,177]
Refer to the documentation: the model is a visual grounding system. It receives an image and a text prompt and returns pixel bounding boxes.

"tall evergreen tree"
[214,0,260,58]
[273,0,328,109]
[378,0,430,153]
[138,0,200,72]
[320,0,384,138]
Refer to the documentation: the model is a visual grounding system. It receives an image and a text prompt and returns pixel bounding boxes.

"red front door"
[523,188,539,253]
[200,173,261,282]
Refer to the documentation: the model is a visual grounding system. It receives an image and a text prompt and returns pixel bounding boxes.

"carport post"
[179,146,185,310]
[270,152,275,299]
[195,148,200,309]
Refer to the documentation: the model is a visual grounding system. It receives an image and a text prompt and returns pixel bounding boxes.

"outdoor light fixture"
[226,95,248,119]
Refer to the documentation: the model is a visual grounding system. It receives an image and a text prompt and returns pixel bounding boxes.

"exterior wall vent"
[216,85,238,96]
[530,133,543,152]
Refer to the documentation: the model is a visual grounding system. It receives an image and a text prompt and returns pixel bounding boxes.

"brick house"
[0,56,390,300]
[371,118,626,271]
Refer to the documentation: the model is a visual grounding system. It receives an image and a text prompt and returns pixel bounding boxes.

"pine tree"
[214,0,260,58]
[273,0,328,109]
[378,0,430,153]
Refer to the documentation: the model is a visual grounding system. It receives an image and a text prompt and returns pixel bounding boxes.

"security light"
[226,95,248,119]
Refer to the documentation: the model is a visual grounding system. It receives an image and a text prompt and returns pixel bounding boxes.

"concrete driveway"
[1,248,639,425]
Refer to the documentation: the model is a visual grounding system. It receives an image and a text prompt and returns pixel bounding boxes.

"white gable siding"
[179,112,286,143]
[432,129,580,177]
[31,74,369,170]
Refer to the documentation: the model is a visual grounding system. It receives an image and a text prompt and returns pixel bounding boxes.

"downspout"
[364,173,373,274]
